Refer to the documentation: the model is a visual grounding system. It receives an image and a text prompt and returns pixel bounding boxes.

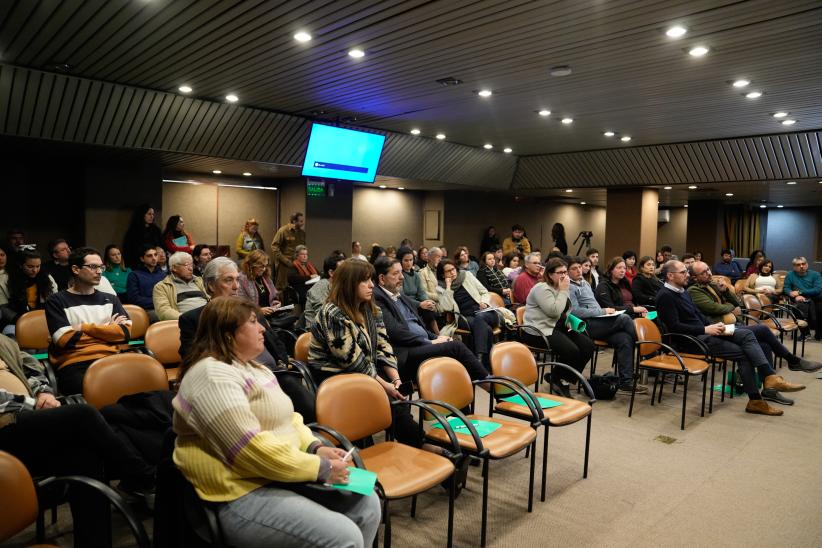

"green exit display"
[307,181,326,197]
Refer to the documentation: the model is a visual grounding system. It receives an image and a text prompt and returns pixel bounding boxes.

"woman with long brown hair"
[174,296,380,547]
[238,250,281,316]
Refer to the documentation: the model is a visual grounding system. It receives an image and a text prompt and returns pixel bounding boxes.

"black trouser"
[55,360,95,396]
[399,340,489,382]
[460,312,499,356]
[585,314,636,385]
[697,329,774,398]
[521,330,594,384]
[0,404,155,548]
[737,323,794,367]
[792,296,822,338]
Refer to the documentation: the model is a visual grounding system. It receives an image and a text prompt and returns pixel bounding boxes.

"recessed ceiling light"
[580,201,587,205]
[725,193,734,196]
[760,205,767,209]
[398,187,405,190]
[688,46,709,57]
[786,181,797,185]
[688,185,698,189]
[781,119,796,125]
[621,136,631,142]
[378,185,387,189]
[294,31,312,42]
[538,109,551,117]
[777,205,784,208]
[483,144,493,149]
[684,204,688,208]
[348,48,365,59]
[604,131,615,137]
[745,91,762,99]
[731,79,750,88]
[666,26,687,38]
[477,89,493,97]
[435,133,446,140]
[212,170,221,174]
[549,65,572,77]
[410,128,421,135]
[503,147,512,153]
[178,85,192,93]
[561,117,573,124]
[772,112,789,118]
[565,189,573,193]
[242,172,252,176]
[225,94,238,103]
[663,186,672,190]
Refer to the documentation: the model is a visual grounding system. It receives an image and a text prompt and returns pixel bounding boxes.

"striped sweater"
[45,290,130,369]
[173,357,322,502]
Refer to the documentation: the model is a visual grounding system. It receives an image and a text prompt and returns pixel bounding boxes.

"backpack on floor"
[588,373,619,400]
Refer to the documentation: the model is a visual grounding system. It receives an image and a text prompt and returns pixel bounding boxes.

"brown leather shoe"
[745,399,784,416]
[763,374,805,393]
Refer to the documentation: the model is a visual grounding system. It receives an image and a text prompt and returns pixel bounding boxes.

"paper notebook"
[501,394,563,408]
[431,417,502,437]
[331,467,377,496]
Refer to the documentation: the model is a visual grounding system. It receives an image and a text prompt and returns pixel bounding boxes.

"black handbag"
[588,373,619,400]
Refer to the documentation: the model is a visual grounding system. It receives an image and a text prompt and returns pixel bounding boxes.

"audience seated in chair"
[477,250,512,304]
[585,248,601,290]
[44,239,73,291]
[783,256,822,341]
[656,260,803,416]
[303,254,344,331]
[502,223,531,256]
[632,255,663,307]
[567,255,646,395]
[418,246,443,303]
[5,250,59,336]
[173,296,381,548]
[238,250,281,315]
[178,257,315,423]
[372,257,489,383]
[397,246,439,329]
[744,258,782,296]
[745,249,765,277]
[126,245,165,322]
[595,256,649,318]
[0,245,12,332]
[512,252,544,306]
[152,252,208,321]
[191,244,212,278]
[713,248,744,283]
[102,244,131,304]
[454,246,479,276]
[286,245,319,312]
[45,247,131,396]
[622,250,638,285]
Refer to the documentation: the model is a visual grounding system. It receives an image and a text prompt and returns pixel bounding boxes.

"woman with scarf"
[476,251,512,304]
[238,250,281,316]
[436,259,498,368]
[287,245,319,311]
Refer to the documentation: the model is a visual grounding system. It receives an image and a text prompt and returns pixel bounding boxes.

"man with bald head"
[656,260,803,416]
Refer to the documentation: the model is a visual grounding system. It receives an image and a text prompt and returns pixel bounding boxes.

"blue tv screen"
[301,123,386,183]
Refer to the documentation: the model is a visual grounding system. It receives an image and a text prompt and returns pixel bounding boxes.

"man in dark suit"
[372,257,489,382]
[178,257,315,422]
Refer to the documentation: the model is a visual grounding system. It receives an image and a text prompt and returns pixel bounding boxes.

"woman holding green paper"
[162,214,195,254]
[173,297,381,548]
[523,258,594,398]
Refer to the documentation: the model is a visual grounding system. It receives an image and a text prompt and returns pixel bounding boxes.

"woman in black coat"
[595,256,648,317]
[631,255,663,306]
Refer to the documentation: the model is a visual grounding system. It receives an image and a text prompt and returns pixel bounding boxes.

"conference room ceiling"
[1,0,821,204]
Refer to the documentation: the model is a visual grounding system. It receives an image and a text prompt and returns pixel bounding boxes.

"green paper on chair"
[331,467,377,496]
[431,417,502,437]
[645,311,658,320]
[501,394,563,408]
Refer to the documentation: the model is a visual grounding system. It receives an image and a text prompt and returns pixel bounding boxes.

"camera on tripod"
[573,231,593,255]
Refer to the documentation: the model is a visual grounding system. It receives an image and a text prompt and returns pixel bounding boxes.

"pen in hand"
[342,447,355,463]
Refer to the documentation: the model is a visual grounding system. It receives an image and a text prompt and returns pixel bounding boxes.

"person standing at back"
[502,224,531,256]
[551,223,568,255]
[271,212,306,291]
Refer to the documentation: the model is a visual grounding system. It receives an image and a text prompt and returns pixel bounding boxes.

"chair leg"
[628,369,639,417]
[541,426,549,502]
[410,494,417,517]
[480,457,489,547]
[650,372,659,406]
[36,509,45,543]
[583,414,592,479]
[657,374,665,404]
[527,441,536,513]
[708,361,716,413]
[383,499,392,548]
[720,360,727,403]
[447,475,455,548]
[672,376,678,393]
[680,375,689,431]
[700,372,707,417]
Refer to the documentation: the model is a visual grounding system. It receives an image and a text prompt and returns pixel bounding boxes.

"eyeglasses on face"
[82,264,105,272]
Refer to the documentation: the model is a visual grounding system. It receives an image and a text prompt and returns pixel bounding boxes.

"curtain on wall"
[723,206,762,257]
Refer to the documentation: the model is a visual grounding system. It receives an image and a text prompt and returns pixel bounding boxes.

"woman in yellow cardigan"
[235,218,264,260]
[173,297,380,547]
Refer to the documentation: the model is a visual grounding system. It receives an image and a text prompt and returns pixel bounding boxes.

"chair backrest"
[15,309,49,351]
[758,293,772,307]
[516,305,526,325]
[123,304,150,339]
[0,451,39,541]
[315,373,392,442]
[490,341,538,389]
[144,320,182,366]
[742,294,762,317]
[487,292,504,309]
[634,317,662,357]
[711,275,732,288]
[294,332,311,362]
[733,279,748,296]
[83,353,169,409]
[417,357,475,412]
[773,270,788,278]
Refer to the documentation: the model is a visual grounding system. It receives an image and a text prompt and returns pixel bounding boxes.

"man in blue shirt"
[372,257,488,382]
[712,249,743,283]
[783,256,822,340]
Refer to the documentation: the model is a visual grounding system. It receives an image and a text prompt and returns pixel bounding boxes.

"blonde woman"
[236,218,264,260]
[238,250,280,316]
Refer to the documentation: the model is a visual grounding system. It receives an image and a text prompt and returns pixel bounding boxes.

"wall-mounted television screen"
[301,123,386,183]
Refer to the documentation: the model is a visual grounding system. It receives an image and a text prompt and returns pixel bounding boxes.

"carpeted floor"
[6,339,822,547]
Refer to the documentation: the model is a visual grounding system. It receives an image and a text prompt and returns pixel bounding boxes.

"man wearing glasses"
[46,247,132,395]
[783,257,822,341]
[656,260,803,416]
[152,252,208,321]
[512,252,544,304]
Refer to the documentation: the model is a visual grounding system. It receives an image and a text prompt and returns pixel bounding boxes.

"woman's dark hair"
[758,258,774,275]
[479,251,495,267]
[436,258,457,280]
[396,247,414,263]
[162,215,184,239]
[103,244,122,271]
[748,249,764,265]
[543,257,568,284]
[484,226,496,237]
[178,297,262,381]
[622,250,637,262]
[192,244,210,261]
[8,250,53,306]
[638,255,655,273]
[604,256,626,280]
[502,251,521,268]
[322,254,344,279]
[368,245,385,264]
[453,246,470,264]
[328,259,377,324]
[127,204,158,231]
[550,223,565,241]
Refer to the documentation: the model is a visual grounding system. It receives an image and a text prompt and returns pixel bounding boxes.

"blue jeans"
[218,484,382,547]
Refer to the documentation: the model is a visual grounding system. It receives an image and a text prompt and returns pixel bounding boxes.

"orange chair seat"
[594,339,609,347]
[165,367,180,382]
[496,393,592,426]
[359,441,454,499]
[639,355,709,374]
[425,415,536,458]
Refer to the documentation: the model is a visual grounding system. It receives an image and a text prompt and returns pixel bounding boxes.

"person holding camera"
[502,224,531,256]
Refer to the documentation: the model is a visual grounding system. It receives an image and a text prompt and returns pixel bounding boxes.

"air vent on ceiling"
[436,77,463,87]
